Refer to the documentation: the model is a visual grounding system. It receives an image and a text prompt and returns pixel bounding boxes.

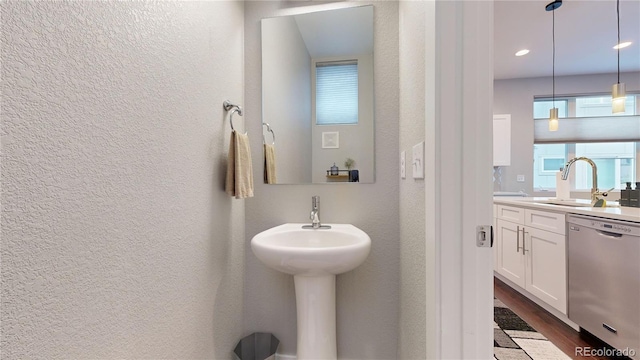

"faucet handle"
[600,187,615,197]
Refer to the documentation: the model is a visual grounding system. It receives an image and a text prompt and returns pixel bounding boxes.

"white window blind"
[316,61,358,125]
[533,94,640,143]
[534,116,640,143]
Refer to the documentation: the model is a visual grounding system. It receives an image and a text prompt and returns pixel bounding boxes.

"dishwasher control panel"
[568,215,640,237]
[591,220,633,233]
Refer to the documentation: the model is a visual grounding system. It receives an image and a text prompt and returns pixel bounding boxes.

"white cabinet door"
[493,114,511,166]
[494,203,569,315]
[524,227,567,314]
[496,219,525,288]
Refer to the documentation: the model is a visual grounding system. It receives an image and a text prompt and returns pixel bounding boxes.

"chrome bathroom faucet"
[310,195,321,228]
[302,196,331,229]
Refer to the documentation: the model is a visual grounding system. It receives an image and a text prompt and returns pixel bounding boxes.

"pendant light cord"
[617,0,620,84]
[552,7,556,108]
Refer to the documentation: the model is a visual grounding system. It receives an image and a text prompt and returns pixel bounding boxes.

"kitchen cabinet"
[493,114,511,166]
[495,204,567,314]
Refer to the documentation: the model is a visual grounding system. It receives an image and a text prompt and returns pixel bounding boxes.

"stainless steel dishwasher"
[568,214,640,359]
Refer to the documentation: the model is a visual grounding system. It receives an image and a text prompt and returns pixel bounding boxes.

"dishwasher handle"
[595,229,623,238]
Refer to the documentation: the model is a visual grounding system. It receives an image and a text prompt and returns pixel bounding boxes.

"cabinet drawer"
[496,205,525,223]
[525,209,565,235]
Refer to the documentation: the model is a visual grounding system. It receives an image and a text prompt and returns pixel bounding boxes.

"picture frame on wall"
[322,132,339,149]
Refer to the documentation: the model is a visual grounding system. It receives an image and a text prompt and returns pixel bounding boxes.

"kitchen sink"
[534,198,620,208]
[537,199,593,207]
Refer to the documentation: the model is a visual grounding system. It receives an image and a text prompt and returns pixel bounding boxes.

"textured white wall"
[244,1,399,358]
[1,2,245,358]
[398,1,427,358]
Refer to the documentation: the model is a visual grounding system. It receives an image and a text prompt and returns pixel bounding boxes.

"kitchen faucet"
[561,157,603,201]
[302,196,331,229]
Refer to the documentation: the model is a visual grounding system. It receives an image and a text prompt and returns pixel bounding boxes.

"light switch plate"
[412,142,424,179]
[400,151,406,179]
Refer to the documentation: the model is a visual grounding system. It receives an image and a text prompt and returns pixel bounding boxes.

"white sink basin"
[251,223,371,360]
[251,223,371,276]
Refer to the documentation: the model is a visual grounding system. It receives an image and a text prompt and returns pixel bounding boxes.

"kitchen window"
[534,94,638,119]
[533,100,568,119]
[534,142,638,191]
[540,157,566,173]
[533,93,639,192]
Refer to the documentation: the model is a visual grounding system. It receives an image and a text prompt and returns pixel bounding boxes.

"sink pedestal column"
[293,274,337,360]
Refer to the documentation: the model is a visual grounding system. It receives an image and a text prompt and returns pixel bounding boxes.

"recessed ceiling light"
[613,41,632,49]
[515,49,530,56]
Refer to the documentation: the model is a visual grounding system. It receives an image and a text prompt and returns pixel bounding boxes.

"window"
[533,142,637,191]
[533,93,639,192]
[533,100,568,119]
[534,94,638,118]
[574,142,636,190]
[541,158,566,173]
[315,61,358,125]
[576,95,636,117]
[533,144,567,190]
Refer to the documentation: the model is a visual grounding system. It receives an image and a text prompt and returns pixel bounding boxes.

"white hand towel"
[264,144,277,184]
[225,131,254,199]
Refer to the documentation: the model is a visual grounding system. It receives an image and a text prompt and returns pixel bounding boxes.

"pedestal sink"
[251,223,371,360]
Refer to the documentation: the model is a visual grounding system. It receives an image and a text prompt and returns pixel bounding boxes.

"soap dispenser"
[620,182,631,207]
[631,182,640,208]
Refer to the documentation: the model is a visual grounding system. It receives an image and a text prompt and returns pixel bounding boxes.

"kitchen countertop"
[493,197,640,223]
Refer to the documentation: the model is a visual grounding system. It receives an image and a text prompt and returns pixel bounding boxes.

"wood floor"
[494,277,628,360]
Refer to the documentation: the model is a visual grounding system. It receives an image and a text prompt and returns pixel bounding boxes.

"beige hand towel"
[263,143,277,184]
[225,131,254,199]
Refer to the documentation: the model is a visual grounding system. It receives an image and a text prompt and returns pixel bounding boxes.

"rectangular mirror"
[261,5,374,184]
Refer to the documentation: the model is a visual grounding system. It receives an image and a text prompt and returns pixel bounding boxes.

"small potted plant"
[344,158,355,171]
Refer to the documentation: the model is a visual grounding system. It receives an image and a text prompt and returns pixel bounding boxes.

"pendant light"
[546,0,562,132]
[612,0,626,113]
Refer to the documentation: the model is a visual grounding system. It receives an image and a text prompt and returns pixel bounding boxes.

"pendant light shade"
[546,0,562,132]
[612,0,626,113]
[612,82,626,113]
[548,108,559,131]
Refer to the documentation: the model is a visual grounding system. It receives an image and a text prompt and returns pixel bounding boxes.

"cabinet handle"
[516,226,521,253]
[522,229,529,254]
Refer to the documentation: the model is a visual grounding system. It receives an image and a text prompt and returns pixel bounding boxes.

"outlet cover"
[517,175,525,182]
[412,142,424,179]
[400,151,406,179]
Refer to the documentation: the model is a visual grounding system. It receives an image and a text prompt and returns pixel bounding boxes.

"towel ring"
[223,100,245,133]
[262,122,276,145]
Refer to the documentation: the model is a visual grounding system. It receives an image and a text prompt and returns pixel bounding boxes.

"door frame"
[425,1,494,358]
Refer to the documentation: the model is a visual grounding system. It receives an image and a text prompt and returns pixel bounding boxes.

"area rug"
[494,298,571,360]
